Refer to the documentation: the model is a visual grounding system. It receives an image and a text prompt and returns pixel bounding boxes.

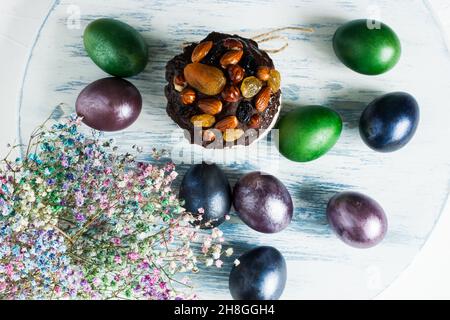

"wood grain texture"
[18,0,450,299]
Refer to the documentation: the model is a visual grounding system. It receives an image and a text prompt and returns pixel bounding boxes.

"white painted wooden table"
[1,0,450,299]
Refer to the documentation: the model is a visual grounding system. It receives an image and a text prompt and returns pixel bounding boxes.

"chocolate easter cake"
[165,32,281,148]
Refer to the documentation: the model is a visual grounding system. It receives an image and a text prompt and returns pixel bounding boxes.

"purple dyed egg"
[233,172,293,233]
[326,192,388,249]
[76,77,142,131]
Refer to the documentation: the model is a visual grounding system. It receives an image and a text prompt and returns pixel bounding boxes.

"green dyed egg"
[84,18,148,77]
[278,106,343,162]
[333,19,401,75]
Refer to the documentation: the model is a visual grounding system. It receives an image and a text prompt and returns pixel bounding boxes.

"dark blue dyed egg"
[359,92,419,152]
[179,163,231,228]
[229,246,287,300]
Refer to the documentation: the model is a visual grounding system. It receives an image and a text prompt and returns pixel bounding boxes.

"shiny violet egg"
[76,77,142,131]
[229,246,287,300]
[326,192,388,249]
[233,172,293,233]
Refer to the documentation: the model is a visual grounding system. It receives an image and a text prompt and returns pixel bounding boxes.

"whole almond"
[220,50,244,68]
[181,88,196,105]
[255,87,272,112]
[223,129,245,142]
[248,114,262,129]
[191,41,213,63]
[191,114,216,128]
[256,66,271,81]
[221,85,241,103]
[184,63,226,96]
[173,74,187,92]
[198,98,223,115]
[215,116,239,132]
[223,38,244,51]
[227,65,245,84]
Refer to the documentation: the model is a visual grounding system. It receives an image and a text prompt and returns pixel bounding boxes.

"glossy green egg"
[84,18,148,77]
[333,19,401,75]
[278,106,343,162]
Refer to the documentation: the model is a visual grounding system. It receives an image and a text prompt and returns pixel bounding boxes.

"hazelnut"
[203,129,216,143]
[227,65,245,84]
[181,88,196,105]
[221,85,241,103]
[256,66,271,81]
[173,74,187,92]
[248,114,262,129]
[223,38,244,51]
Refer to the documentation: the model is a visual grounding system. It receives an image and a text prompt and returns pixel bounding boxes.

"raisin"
[267,69,281,92]
[236,101,254,124]
[203,44,226,66]
[240,54,257,76]
[241,76,263,99]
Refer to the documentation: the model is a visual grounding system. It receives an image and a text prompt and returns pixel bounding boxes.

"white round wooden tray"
[18,0,450,299]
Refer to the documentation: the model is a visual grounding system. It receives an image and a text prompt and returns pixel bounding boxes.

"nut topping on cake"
[173,74,187,92]
[223,38,244,51]
[184,63,226,96]
[255,87,272,112]
[191,41,213,63]
[256,66,271,81]
[215,116,239,132]
[220,50,244,68]
[221,85,241,103]
[227,65,245,84]
[198,98,223,115]
[181,88,196,105]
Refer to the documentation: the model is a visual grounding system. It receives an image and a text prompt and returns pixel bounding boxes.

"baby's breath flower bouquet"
[0,115,230,300]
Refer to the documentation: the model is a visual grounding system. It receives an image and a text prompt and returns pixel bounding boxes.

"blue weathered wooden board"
[18,0,450,299]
